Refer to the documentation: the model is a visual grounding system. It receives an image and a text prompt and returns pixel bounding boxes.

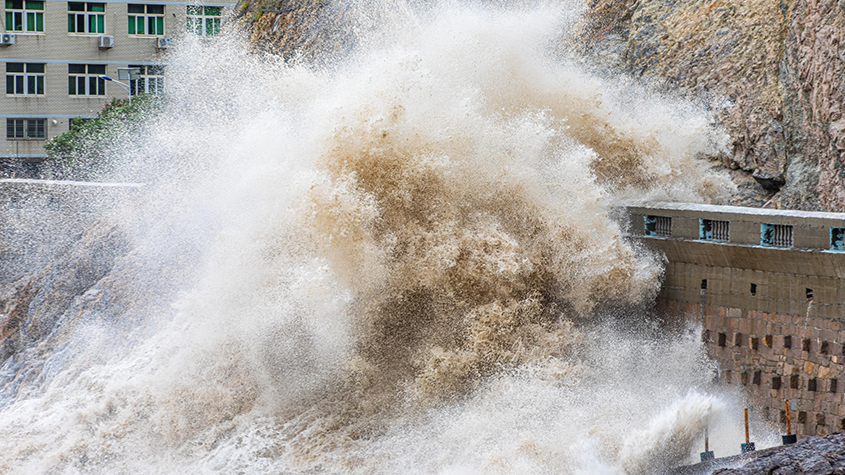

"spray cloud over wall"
[0,1,758,473]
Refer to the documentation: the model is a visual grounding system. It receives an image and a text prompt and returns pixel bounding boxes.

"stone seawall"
[659,298,845,438]
[0,179,142,284]
[627,202,845,439]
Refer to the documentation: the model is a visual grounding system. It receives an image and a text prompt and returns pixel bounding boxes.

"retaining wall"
[0,179,142,283]
[660,299,845,437]
[627,202,845,438]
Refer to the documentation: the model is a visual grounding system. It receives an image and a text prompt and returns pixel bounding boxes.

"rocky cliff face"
[713,433,845,474]
[235,0,845,211]
[581,0,845,210]
[231,0,354,64]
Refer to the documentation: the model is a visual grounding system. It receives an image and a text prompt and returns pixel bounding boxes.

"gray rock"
[799,454,833,475]
[673,433,845,475]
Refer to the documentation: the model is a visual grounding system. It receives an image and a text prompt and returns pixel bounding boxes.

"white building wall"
[0,0,234,164]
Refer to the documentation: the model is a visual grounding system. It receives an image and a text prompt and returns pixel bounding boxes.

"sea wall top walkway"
[625,202,845,319]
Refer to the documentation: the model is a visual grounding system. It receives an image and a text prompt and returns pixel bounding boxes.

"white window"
[128,4,164,36]
[68,2,105,34]
[6,63,45,95]
[129,65,164,95]
[6,118,46,140]
[68,64,106,96]
[644,215,671,237]
[5,0,44,32]
[699,219,730,242]
[761,223,793,248]
[186,5,221,36]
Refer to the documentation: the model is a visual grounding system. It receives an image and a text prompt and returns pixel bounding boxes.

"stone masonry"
[660,298,845,438]
[626,201,845,438]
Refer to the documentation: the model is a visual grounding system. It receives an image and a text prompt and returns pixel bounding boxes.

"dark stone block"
[752,172,785,192]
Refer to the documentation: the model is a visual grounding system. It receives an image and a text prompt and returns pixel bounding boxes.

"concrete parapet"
[627,201,845,253]
[627,203,845,319]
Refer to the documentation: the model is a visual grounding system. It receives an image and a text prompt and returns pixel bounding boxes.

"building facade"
[1,0,234,173]
[626,202,845,438]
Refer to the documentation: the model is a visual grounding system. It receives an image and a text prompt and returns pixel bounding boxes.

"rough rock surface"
[709,433,845,474]
[0,221,128,362]
[583,0,845,211]
[234,0,845,211]
[231,0,354,64]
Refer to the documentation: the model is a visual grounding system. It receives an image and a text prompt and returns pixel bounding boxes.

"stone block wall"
[660,299,845,437]
[661,260,845,320]
[626,202,845,439]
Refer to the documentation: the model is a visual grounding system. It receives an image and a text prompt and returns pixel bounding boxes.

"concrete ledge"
[627,201,845,225]
[639,237,845,279]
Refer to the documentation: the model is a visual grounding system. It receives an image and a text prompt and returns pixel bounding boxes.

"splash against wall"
[0,1,768,473]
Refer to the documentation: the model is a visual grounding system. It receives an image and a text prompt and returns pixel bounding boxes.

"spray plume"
[0,1,764,474]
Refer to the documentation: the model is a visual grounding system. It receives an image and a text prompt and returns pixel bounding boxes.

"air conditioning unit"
[0,33,15,46]
[156,38,170,49]
[98,35,114,49]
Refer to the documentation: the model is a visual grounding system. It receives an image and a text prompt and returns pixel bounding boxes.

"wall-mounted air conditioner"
[98,35,114,49]
[1,33,15,46]
[156,38,170,49]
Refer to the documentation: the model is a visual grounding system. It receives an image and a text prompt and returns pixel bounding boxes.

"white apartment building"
[1,0,234,173]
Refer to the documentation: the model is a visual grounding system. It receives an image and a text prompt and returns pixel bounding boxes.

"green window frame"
[5,0,44,33]
[760,223,793,248]
[67,2,105,34]
[127,4,164,35]
[186,5,221,36]
[831,228,845,251]
[5,62,45,95]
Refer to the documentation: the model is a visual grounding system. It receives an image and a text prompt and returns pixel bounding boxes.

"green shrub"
[45,94,165,180]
